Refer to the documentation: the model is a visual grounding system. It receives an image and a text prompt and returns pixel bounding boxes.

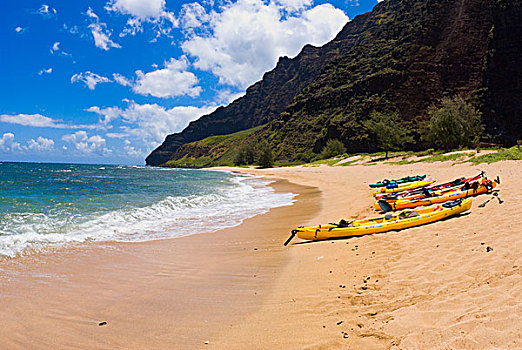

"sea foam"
[0,172,295,257]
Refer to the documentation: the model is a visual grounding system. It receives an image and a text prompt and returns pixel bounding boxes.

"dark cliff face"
[147,0,521,165]
[483,0,522,144]
[146,42,334,165]
[265,0,505,158]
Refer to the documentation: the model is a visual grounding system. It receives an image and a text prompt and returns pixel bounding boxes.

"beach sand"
[0,161,520,349]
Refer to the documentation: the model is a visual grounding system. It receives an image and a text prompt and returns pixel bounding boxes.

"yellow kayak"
[372,180,435,196]
[285,199,471,243]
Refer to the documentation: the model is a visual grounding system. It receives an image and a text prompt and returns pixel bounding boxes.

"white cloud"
[133,56,201,98]
[26,136,55,152]
[0,113,98,130]
[86,8,121,50]
[181,0,348,88]
[62,131,111,155]
[106,0,166,19]
[87,101,216,149]
[51,42,60,53]
[89,23,121,50]
[15,26,25,33]
[71,71,111,90]
[86,7,99,19]
[123,139,144,157]
[36,4,57,18]
[105,0,177,38]
[0,133,22,152]
[179,3,210,29]
[112,73,132,87]
[275,0,312,12]
[38,68,53,75]
[85,106,121,125]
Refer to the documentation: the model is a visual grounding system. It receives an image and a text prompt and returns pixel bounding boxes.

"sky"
[1,0,381,164]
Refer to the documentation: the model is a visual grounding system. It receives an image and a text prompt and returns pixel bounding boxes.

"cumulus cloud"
[62,131,111,155]
[0,133,22,152]
[275,0,312,12]
[105,0,177,37]
[87,101,216,149]
[71,71,111,90]
[133,56,201,98]
[86,7,121,50]
[0,113,98,130]
[106,0,166,20]
[26,136,55,152]
[181,0,348,88]
[0,133,55,153]
[38,68,53,75]
[123,139,144,157]
[179,2,210,29]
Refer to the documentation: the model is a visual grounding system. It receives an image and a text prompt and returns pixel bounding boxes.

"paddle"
[479,192,503,207]
[478,196,493,208]
[378,200,393,213]
[284,229,297,246]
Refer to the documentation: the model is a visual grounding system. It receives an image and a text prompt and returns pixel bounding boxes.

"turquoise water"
[0,162,295,257]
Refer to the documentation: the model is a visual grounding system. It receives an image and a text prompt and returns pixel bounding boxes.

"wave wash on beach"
[0,162,295,257]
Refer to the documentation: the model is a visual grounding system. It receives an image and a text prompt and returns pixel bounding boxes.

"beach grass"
[467,146,522,164]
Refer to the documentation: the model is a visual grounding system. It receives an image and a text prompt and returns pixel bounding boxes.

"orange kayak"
[374,178,497,211]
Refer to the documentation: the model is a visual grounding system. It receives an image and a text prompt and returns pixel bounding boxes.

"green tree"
[233,142,256,166]
[423,96,484,150]
[363,111,412,158]
[319,139,346,159]
[256,140,274,168]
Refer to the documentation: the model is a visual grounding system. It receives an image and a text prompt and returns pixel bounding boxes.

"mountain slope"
[148,0,521,166]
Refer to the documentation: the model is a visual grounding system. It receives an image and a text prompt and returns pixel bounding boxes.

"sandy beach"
[1,160,521,349]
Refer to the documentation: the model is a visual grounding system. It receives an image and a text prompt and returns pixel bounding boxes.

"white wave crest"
[0,175,295,257]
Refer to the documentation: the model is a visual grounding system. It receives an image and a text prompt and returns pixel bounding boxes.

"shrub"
[363,111,413,158]
[319,139,346,159]
[233,142,256,165]
[296,151,316,163]
[256,140,274,168]
[423,96,484,150]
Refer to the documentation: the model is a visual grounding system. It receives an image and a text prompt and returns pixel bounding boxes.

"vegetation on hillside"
[363,111,413,158]
[153,0,521,167]
[319,139,346,159]
[422,96,484,150]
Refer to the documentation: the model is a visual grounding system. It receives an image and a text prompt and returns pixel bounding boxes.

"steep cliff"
[148,0,521,166]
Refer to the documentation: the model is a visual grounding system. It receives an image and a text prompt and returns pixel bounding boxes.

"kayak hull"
[372,180,435,196]
[296,199,472,241]
[369,174,426,188]
[374,180,495,211]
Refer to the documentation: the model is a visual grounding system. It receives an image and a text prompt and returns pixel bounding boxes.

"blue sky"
[1,0,380,164]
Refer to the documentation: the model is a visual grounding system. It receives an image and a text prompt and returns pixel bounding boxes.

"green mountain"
[146,0,521,167]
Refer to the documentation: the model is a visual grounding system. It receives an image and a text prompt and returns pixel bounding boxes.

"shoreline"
[0,178,321,349]
[0,160,520,349]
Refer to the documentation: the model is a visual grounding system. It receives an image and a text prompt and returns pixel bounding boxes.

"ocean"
[0,162,295,257]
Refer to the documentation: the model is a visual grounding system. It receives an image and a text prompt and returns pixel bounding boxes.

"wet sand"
[0,180,321,349]
[1,160,521,349]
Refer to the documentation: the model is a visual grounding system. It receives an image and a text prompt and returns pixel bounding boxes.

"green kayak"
[369,174,426,188]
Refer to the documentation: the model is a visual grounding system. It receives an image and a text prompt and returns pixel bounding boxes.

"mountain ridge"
[147,0,521,166]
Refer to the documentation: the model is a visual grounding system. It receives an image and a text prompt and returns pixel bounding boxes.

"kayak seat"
[338,219,353,228]
[442,199,462,208]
